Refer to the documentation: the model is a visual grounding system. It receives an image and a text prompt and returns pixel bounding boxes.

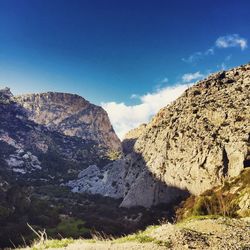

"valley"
[0,63,249,249]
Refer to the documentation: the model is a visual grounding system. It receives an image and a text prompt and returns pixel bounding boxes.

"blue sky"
[0,0,249,137]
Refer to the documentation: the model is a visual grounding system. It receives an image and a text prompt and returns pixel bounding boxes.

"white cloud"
[216,34,247,50]
[182,71,204,83]
[102,84,191,139]
[182,49,214,63]
[183,34,247,64]
[225,54,232,61]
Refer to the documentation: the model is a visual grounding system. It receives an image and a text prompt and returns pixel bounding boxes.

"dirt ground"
[20,217,250,250]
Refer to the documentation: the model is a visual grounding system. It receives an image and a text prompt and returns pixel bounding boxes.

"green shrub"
[177,169,250,221]
[47,218,88,238]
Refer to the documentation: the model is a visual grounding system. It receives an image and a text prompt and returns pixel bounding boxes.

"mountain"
[0,88,172,249]
[15,92,121,152]
[0,88,119,183]
[69,63,250,208]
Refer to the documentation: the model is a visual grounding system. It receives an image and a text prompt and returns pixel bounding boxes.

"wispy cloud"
[205,48,214,55]
[217,54,233,71]
[102,84,191,139]
[182,52,203,63]
[215,34,247,50]
[182,71,204,83]
[182,49,214,63]
[161,77,169,83]
[183,34,247,63]
[130,93,139,99]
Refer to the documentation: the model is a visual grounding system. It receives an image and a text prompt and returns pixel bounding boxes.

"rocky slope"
[15,92,121,152]
[0,88,128,248]
[69,63,250,208]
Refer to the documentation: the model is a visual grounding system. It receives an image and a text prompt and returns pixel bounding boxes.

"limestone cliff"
[134,64,249,196]
[122,124,147,154]
[69,63,250,208]
[15,92,121,152]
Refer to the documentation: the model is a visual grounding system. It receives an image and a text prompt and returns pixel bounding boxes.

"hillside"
[176,168,250,220]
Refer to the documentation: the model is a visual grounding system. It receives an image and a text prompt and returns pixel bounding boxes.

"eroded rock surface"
[15,92,121,151]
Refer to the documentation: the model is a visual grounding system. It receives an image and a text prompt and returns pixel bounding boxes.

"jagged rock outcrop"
[67,152,187,208]
[69,63,250,208]
[15,92,121,152]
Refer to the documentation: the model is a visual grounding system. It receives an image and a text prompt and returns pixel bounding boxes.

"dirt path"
[52,242,166,250]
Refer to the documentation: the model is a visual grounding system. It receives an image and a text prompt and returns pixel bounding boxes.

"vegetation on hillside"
[176,168,250,221]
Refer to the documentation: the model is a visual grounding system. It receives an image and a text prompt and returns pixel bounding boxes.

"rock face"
[135,65,250,196]
[15,92,121,152]
[122,124,147,154]
[0,88,170,248]
[69,63,250,208]
[67,152,186,208]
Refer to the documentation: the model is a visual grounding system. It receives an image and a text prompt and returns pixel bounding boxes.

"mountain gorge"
[0,63,249,249]
[0,87,166,248]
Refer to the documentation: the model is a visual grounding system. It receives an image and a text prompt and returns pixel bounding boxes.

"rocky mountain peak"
[15,91,121,151]
[0,87,13,103]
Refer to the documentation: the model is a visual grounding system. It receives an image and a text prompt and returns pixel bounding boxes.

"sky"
[0,0,249,138]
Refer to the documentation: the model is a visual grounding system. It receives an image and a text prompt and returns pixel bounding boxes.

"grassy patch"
[47,218,89,238]
[177,215,222,226]
[44,238,74,248]
[29,238,74,250]
[113,224,172,247]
